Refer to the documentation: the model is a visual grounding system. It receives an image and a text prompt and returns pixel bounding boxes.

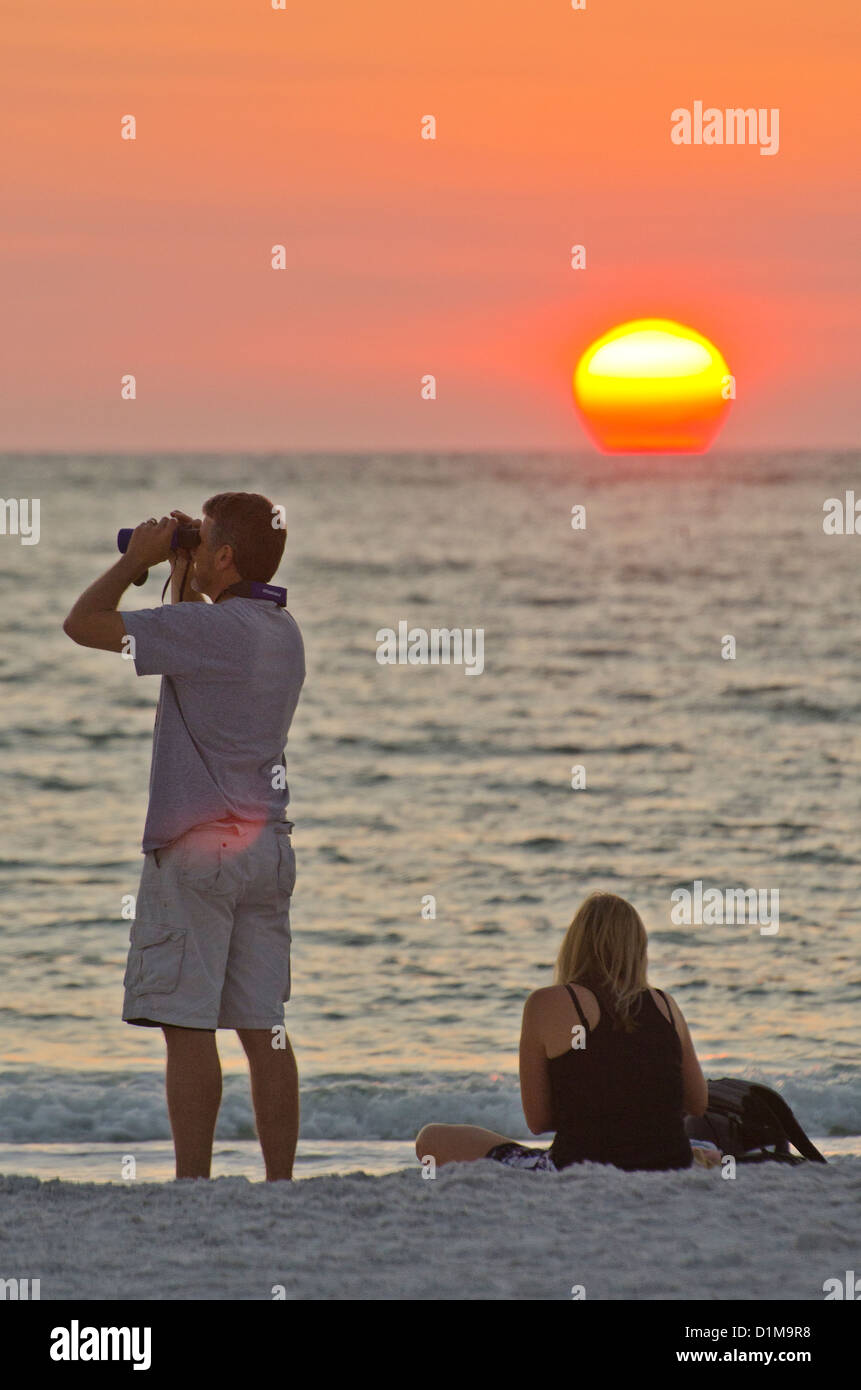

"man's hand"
[168,510,206,602]
[124,516,178,572]
[169,508,201,534]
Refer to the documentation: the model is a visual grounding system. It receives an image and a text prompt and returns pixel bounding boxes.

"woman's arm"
[519,990,555,1134]
[664,993,709,1117]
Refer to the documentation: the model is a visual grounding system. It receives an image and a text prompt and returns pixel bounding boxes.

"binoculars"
[117,525,201,554]
[117,525,201,585]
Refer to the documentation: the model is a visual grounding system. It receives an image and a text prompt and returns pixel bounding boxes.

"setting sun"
[573,319,733,454]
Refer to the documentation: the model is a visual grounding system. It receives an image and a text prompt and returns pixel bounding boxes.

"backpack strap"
[748,1084,827,1164]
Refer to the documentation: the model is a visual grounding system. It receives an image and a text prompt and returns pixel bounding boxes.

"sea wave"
[0,1067,856,1145]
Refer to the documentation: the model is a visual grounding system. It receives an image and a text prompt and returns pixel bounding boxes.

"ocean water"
[0,451,859,1180]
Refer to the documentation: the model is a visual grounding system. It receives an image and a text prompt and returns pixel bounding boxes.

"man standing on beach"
[63,493,305,1180]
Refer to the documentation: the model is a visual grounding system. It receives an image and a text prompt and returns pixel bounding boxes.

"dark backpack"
[684,1078,827,1165]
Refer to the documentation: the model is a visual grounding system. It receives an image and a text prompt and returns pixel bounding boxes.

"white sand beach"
[2,1154,857,1301]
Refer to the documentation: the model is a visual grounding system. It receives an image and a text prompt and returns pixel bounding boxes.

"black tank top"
[548,983,692,1172]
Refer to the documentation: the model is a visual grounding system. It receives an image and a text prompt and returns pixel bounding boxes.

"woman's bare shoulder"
[525,984,571,1010]
[528,982,600,1022]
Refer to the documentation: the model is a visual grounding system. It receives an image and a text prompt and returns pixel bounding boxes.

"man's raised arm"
[63,516,177,650]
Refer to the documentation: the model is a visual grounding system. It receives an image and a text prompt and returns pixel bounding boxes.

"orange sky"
[1,0,859,450]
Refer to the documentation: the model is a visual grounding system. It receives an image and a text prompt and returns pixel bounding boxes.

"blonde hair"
[554,892,649,1031]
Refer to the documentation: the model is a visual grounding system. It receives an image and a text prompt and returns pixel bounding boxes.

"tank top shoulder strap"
[564,983,591,1034]
[653,987,677,1037]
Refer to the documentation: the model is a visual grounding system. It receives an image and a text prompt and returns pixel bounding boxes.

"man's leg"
[162,1025,222,1179]
[237,1028,299,1180]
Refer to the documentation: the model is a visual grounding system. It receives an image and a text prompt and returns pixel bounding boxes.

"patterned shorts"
[485,1141,558,1172]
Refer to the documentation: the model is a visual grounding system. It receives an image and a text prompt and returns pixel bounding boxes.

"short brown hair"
[202,492,285,582]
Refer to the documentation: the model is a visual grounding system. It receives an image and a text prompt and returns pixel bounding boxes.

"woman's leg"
[416,1122,515,1166]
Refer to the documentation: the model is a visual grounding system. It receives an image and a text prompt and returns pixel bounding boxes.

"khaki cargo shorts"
[122,819,296,1030]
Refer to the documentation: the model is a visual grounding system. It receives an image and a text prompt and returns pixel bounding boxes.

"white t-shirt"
[119,597,305,852]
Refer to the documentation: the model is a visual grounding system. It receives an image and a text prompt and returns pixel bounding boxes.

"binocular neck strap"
[218,581,286,606]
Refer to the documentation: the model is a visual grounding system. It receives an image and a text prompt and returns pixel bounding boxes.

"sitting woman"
[416,891,716,1173]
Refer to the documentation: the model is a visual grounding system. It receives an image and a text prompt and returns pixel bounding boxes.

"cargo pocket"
[273,830,295,1002]
[275,833,296,904]
[124,922,186,996]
